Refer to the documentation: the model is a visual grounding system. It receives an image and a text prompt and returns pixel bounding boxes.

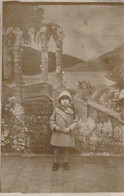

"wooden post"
[13,28,22,104]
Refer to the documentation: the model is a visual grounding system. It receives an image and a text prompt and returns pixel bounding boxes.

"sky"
[41,4,124,61]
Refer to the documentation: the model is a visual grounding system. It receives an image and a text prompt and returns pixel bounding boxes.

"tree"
[3,2,45,39]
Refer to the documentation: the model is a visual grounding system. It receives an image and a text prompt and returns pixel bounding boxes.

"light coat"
[49,107,78,147]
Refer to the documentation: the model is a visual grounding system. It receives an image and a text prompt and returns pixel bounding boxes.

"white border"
[1,0,124,196]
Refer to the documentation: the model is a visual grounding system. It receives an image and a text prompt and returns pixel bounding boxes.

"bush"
[76,117,124,154]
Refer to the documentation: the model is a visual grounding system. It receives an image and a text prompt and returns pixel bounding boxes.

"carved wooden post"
[13,28,22,103]
[55,27,64,91]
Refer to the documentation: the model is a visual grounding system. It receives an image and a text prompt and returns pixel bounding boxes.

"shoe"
[52,163,59,171]
[63,162,70,170]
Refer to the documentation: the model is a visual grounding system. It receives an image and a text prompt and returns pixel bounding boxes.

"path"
[1,156,124,193]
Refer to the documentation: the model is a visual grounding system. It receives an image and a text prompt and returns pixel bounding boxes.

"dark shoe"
[52,163,59,171]
[63,162,70,170]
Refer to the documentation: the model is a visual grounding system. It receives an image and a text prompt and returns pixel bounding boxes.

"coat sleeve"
[68,113,78,131]
[49,110,59,131]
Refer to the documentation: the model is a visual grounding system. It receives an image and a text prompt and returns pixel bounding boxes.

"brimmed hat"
[58,90,72,102]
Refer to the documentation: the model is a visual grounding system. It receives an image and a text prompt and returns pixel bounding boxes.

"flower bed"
[2,94,124,155]
[76,117,124,154]
[2,96,27,152]
[1,95,52,153]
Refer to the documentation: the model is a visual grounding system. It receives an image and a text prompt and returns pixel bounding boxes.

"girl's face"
[60,96,70,107]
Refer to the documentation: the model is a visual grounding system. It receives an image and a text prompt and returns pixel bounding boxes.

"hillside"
[21,46,84,75]
[65,45,124,72]
[106,63,124,87]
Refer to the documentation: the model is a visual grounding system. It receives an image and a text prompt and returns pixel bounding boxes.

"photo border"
[0,0,124,195]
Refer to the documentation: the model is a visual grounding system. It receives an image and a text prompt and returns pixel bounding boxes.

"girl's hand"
[55,125,61,131]
[64,128,71,133]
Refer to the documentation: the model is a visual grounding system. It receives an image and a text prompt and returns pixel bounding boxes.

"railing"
[73,96,124,156]
[74,96,124,126]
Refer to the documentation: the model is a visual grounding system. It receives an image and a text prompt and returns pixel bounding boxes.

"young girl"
[49,90,78,171]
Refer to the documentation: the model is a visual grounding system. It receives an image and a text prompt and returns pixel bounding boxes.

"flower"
[119,89,124,99]
[13,140,17,144]
[1,137,5,141]
[56,66,61,73]
[1,142,5,147]
[2,119,5,124]
[23,127,28,132]
[40,64,43,70]
[40,26,47,33]
[4,132,8,137]
[8,96,16,102]
[13,103,24,115]
[21,143,25,146]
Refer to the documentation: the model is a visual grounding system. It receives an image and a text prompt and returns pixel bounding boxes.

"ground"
[1,155,124,193]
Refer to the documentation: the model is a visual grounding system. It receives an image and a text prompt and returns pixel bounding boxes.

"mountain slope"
[21,46,84,75]
[106,63,124,86]
[65,45,124,72]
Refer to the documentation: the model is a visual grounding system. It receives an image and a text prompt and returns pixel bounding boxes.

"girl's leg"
[54,147,59,163]
[63,147,70,170]
[52,147,59,171]
[63,147,69,163]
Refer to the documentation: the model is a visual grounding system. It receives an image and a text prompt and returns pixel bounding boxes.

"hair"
[58,97,76,120]
[58,95,71,104]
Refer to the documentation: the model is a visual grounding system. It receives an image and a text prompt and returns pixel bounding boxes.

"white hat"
[58,90,72,101]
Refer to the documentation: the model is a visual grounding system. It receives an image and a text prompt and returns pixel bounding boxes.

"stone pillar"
[28,28,35,48]
[2,36,12,80]
[13,28,22,103]
[56,44,65,91]
[37,27,48,82]
[41,33,48,82]
[55,27,64,91]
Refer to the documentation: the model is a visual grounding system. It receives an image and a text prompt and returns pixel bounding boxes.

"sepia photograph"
[1,0,124,193]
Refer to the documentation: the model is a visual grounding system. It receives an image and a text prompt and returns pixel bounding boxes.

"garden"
[2,3,124,156]
[73,79,124,155]
[2,88,124,155]
[76,117,124,155]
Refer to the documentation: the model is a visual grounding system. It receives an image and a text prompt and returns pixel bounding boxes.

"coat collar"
[55,107,73,122]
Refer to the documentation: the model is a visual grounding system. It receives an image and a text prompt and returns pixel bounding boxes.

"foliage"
[77,80,96,101]
[76,117,124,154]
[3,3,44,39]
[91,87,121,112]
[2,96,27,152]
[76,80,122,113]
[1,94,53,153]
[2,86,124,155]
